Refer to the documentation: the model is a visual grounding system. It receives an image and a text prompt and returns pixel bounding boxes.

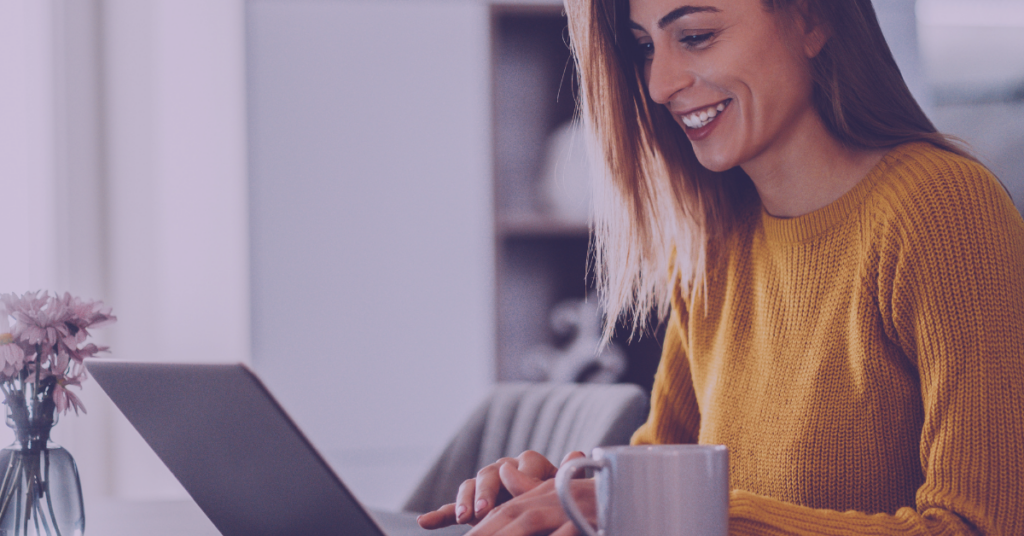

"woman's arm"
[461,161,1024,536]
[632,306,702,446]
[728,159,1024,535]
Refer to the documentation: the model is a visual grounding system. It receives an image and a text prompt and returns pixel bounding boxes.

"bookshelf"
[491,3,663,390]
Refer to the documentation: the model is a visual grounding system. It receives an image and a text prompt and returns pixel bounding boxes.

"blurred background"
[0,0,1021,515]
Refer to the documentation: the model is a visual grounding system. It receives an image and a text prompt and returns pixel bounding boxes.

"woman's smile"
[630,0,823,173]
[677,99,730,130]
[676,98,732,141]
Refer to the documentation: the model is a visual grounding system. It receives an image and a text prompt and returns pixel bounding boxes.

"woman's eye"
[631,41,654,64]
[680,32,714,48]
[639,42,654,60]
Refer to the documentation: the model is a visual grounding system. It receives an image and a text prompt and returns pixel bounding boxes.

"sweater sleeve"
[631,304,702,446]
[727,156,1024,534]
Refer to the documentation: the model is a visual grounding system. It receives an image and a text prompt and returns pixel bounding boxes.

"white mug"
[555,445,729,536]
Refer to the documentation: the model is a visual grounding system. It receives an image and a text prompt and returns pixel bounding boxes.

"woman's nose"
[646,51,695,105]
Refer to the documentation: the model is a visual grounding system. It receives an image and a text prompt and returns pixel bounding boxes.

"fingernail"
[475,499,487,512]
[455,505,467,519]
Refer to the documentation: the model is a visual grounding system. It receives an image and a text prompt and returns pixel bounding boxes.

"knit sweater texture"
[631,142,1024,535]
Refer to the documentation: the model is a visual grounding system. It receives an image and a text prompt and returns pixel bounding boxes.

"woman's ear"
[803,22,829,59]
[793,0,830,58]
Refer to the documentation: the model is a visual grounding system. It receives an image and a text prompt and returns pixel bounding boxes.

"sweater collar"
[759,144,910,244]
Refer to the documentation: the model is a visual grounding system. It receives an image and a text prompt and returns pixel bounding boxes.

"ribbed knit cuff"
[728,490,944,536]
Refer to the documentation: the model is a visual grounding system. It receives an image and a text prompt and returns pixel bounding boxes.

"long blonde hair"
[566,0,970,343]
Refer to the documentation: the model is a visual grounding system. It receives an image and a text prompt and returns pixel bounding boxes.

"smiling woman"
[582,0,970,334]
[417,0,1024,535]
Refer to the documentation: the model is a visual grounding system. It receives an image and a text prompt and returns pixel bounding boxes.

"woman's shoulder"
[858,142,1024,272]
[864,141,1022,236]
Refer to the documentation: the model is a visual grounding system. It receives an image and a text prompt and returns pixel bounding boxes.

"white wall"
[0,0,115,501]
[247,0,494,510]
[875,0,932,110]
[0,0,250,501]
[103,0,250,499]
[918,0,1024,102]
[2,0,493,511]
[0,1,59,291]
[916,0,1024,213]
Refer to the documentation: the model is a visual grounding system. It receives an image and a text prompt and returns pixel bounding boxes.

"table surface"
[86,498,471,536]
[88,498,222,536]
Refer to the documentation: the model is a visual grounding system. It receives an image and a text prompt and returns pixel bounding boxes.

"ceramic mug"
[555,445,729,536]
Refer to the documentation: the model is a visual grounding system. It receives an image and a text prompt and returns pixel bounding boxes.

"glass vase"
[0,385,85,536]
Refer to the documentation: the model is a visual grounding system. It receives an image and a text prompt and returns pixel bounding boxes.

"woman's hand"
[418,450,585,529]
[464,477,596,536]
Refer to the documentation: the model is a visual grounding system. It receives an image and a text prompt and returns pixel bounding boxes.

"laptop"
[86,359,471,536]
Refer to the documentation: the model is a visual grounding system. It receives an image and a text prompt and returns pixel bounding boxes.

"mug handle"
[555,456,607,536]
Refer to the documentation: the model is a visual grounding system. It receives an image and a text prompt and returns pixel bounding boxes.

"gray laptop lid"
[87,359,389,536]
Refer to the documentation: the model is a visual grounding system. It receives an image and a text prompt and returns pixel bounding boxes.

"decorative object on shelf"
[522,299,626,384]
[0,291,116,536]
[538,120,595,226]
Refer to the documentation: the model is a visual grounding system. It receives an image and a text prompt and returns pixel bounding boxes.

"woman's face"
[629,0,824,173]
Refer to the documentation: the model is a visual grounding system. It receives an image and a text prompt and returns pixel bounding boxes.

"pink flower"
[0,343,25,379]
[0,305,25,379]
[0,291,114,415]
[51,350,70,376]
[66,342,108,363]
[1,291,116,363]
[52,365,88,414]
[4,291,70,349]
[64,293,116,336]
[54,378,86,415]
[0,304,11,334]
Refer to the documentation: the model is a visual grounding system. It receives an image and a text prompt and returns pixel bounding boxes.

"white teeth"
[682,100,729,129]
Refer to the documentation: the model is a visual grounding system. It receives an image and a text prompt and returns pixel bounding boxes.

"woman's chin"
[692,148,736,173]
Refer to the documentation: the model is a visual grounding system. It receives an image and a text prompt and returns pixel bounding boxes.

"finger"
[560,451,586,479]
[464,481,569,536]
[488,506,569,536]
[560,451,585,466]
[551,521,581,536]
[417,503,457,529]
[474,458,513,520]
[499,460,543,497]
[456,478,477,524]
[516,450,558,480]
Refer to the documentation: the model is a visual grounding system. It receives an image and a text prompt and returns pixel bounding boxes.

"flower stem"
[42,450,61,536]
[33,344,42,421]
[0,453,20,521]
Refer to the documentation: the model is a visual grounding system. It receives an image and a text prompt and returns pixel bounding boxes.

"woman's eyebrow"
[657,6,720,29]
[628,5,720,32]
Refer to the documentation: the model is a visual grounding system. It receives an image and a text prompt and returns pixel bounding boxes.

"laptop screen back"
[87,360,386,536]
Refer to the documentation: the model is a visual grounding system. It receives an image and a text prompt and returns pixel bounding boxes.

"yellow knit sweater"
[631,143,1024,535]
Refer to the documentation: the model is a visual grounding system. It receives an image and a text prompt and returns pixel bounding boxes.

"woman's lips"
[680,99,731,141]
[679,99,731,129]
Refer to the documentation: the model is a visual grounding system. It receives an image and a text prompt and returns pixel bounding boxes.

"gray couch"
[403,382,649,514]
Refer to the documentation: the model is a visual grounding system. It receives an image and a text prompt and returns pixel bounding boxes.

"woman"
[419,0,1024,533]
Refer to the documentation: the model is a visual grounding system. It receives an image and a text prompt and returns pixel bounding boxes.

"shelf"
[491,0,564,14]
[498,213,590,238]
[490,4,664,390]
